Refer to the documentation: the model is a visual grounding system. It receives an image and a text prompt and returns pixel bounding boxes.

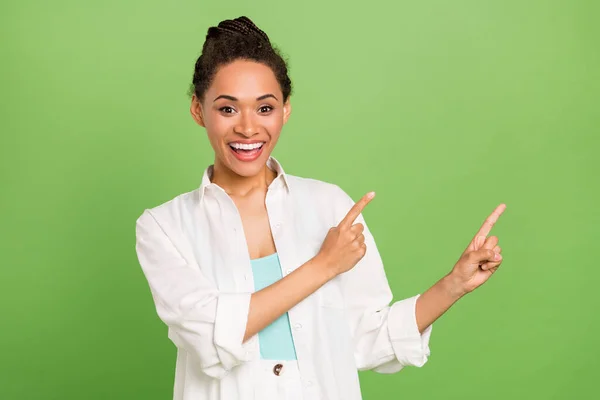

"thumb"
[468,248,502,264]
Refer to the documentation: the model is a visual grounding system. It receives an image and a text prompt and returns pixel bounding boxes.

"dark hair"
[189,16,293,103]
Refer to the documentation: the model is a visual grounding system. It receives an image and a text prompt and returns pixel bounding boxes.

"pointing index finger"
[474,203,507,240]
[339,192,375,229]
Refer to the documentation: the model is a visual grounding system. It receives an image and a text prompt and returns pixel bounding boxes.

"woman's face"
[191,59,291,178]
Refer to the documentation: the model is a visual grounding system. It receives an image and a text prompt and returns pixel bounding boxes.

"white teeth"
[230,142,264,150]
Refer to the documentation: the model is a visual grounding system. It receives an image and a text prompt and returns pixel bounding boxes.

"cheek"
[264,112,285,133]
[204,117,232,144]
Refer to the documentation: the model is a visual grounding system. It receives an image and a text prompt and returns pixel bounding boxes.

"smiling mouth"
[228,142,265,154]
[227,141,266,161]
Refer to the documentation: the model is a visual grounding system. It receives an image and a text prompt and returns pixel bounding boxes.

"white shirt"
[135,156,433,400]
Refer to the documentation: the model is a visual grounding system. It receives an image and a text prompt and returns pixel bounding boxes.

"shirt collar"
[199,156,291,197]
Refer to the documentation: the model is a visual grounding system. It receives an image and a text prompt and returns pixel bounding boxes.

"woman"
[135,16,506,400]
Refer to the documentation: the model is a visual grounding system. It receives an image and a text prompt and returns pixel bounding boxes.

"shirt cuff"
[387,294,432,367]
[213,292,256,371]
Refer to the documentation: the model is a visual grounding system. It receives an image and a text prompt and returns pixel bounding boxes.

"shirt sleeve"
[135,209,255,379]
[332,186,433,374]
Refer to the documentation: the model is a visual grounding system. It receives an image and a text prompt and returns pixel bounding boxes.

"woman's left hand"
[447,204,507,296]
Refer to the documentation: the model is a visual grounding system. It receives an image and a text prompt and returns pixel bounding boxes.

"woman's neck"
[210,158,277,198]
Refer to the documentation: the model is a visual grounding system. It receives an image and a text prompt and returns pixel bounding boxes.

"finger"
[350,223,365,237]
[482,258,503,271]
[464,205,505,255]
[355,233,365,245]
[468,248,502,264]
[481,236,499,250]
[359,242,367,256]
[339,192,375,229]
[462,234,486,257]
[481,244,502,270]
[473,204,506,242]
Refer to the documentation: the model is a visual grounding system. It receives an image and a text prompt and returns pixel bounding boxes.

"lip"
[228,140,266,145]
[228,142,265,162]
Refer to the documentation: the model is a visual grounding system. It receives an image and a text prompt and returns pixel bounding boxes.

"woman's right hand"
[314,191,376,277]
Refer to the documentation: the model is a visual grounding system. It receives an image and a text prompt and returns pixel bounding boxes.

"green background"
[2,0,598,398]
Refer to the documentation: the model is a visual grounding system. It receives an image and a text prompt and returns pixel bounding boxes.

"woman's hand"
[314,192,376,277]
[447,204,507,296]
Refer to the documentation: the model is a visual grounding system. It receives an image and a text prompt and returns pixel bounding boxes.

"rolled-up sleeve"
[135,210,254,379]
[332,186,433,374]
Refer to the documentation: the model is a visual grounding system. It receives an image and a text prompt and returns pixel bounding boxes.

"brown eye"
[259,105,273,113]
[219,106,235,114]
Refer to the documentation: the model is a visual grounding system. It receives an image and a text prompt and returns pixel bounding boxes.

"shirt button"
[305,380,313,387]
[285,269,292,275]
[294,323,302,330]
[275,223,282,229]
[273,363,283,376]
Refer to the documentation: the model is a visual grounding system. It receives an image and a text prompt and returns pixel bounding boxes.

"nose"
[234,111,259,137]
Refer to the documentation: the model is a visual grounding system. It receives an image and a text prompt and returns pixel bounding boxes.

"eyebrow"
[213,94,278,102]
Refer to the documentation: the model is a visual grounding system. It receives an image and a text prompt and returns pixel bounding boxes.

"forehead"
[208,60,282,100]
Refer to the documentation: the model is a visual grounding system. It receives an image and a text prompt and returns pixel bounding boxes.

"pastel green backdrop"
[2,0,598,399]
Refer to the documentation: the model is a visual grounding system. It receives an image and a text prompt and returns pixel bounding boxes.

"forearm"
[415,273,465,334]
[243,257,335,342]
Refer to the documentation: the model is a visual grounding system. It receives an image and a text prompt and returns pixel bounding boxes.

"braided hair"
[189,16,292,103]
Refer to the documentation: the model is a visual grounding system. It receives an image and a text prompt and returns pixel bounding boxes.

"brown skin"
[415,204,506,333]
[190,60,292,259]
[189,59,506,343]
[190,60,291,198]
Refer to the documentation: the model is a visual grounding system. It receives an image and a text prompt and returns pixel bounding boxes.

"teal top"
[250,253,298,360]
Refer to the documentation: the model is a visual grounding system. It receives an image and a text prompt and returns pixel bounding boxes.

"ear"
[190,94,206,127]
[282,98,292,125]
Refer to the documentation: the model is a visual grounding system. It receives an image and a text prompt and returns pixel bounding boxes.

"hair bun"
[207,16,271,44]
[193,16,292,103]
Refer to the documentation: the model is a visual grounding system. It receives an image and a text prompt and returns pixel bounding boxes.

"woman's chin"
[224,149,271,177]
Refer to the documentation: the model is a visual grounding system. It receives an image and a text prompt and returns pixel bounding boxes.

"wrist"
[307,255,338,282]
[441,272,469,301]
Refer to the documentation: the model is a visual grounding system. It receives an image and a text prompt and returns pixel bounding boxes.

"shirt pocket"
[317,278,345,309]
